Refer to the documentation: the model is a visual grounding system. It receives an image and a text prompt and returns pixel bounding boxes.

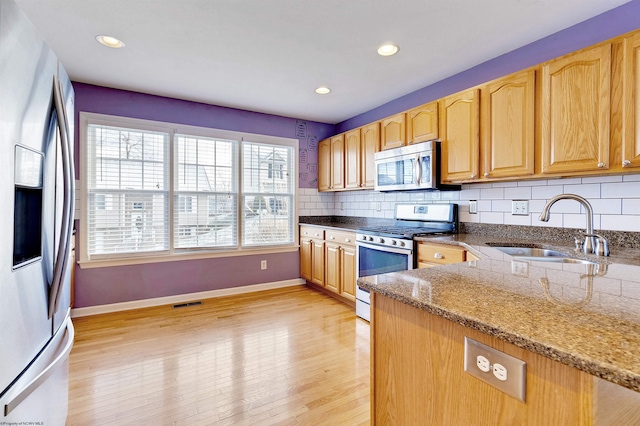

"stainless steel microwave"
[374,140,460,192]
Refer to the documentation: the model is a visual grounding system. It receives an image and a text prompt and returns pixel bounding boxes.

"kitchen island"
[359,235,640,425]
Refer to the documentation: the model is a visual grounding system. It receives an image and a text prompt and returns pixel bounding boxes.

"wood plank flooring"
[67,285,370,425]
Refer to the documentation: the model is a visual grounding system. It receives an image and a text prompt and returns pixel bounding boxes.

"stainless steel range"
[355,203,458,321]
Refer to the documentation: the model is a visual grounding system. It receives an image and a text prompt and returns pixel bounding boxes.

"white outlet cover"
[477,355,491,372]
[493,363,508,381]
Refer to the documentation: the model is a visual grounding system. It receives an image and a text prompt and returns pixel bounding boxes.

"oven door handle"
[356,241,413,255]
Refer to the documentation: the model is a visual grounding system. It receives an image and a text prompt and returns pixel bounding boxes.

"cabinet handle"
[434,252,444,259]
[315,233,320,237]
[597,162,606,168]
[484,172,490,177]
[623,160,631,166]
[471,174,477,179]
[330,236,335,240]
[345,238,351,243]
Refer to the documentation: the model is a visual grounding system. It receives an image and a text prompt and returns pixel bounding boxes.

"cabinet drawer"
[417,243,465,265]
[325,229,356,245]
[300,226,324,239]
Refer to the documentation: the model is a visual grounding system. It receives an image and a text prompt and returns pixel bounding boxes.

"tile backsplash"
[298,174,640,232]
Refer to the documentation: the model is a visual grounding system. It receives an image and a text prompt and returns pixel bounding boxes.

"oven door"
[355,240,413,321]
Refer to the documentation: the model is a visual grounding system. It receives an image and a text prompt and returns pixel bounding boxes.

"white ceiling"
[15,0,631,124]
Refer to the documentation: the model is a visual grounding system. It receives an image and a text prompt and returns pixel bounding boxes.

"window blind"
[241,141,294,246]
[86,124,170,257]
[174,134,238,249]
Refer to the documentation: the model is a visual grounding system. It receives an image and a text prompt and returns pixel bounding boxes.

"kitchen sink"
[491,246,568,258]
[487,244,598,265]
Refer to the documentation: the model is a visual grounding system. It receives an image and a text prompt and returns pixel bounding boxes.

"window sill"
[78,245,300,269]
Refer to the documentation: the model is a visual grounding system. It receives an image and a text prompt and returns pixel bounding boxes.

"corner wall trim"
[70,278,306,318]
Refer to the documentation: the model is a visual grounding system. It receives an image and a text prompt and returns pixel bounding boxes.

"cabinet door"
[361,122,380,188]
[317,139,331,191]
[311,240,325,286]
[330,134,345,190]
[344,129,362,189]
[541,44,611,174]
[340,245,356,301]
[623,33,640,169]
[324,242,340,294]
[407,101,439,144]
[300,237,312,280]
[440,89,480,182]
[380,113,406,150]
[481,70,535,179]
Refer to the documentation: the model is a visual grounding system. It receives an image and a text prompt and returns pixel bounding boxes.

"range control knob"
[399,241,406,247]
[368,236,374,242]
[360,235,367,240]
[378,238,385,244]
[391,240,397,246]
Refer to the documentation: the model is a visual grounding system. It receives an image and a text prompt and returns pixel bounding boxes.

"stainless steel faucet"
[538,194,609,256]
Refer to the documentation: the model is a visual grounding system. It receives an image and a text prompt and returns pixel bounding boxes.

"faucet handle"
[574,237,583,251]
[584,233,610,256]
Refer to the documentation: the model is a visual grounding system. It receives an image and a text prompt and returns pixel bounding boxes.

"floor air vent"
[172,301,203,309]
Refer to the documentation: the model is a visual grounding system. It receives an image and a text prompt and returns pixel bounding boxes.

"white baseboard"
[71,278,306,318]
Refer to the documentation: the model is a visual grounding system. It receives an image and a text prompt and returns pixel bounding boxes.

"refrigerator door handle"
[48,75,75,318]
[4,315,75,416]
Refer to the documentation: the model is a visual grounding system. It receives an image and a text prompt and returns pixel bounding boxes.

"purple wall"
[73,84,334,307]
[336,0,640,133]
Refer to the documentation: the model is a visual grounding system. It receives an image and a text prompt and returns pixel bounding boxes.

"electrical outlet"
[464,337,526,402]
[511,260,529,277]
[261,260,267,270]
[511,200,529,215]
[376,202,381,211]
[469,200,478,214]
[340,202,344,210]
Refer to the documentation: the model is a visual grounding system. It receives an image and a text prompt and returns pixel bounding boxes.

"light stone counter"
[358,234,640,393]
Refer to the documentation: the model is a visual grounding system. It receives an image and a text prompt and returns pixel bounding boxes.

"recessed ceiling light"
[315,87,331,95]
[96,35,125,49]
[377,43,399,56]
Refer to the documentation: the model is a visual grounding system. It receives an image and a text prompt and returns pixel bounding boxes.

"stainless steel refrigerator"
[0,0,75,423]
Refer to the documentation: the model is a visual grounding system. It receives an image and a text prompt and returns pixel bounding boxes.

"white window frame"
[79,112,299,268]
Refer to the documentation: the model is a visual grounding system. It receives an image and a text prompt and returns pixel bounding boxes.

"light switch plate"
[469,200,478,214]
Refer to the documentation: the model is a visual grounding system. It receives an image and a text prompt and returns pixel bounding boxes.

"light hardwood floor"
[67,285,370,425]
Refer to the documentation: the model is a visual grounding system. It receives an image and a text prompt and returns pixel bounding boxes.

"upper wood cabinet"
[330,134,345,190]
[481,70,535,179]
[541,44,611,174]
[318,123,379,192]
[623,33,640,169]
[407,101,439,144]
[380,113,406,150]
[344,129,361,189]
[440,89,480,182]
[317,139,331,191]
[361,122,380,188]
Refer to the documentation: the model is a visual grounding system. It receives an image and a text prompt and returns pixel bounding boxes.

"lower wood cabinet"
[300,226,356,303]
[300,226,325,285]
[371,293,640,425]
[417,241,475,268]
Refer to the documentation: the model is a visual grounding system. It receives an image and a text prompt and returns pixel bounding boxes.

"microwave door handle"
[48,76,74,319]
[414,154,422,185]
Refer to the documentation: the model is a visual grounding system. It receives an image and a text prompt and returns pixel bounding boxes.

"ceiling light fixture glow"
[96,35,125,49]
[377,43,399,56]
[315,86,331,95]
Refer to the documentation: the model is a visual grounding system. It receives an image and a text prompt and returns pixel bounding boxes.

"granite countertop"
[358,234,640,392]
[299,216,396,232]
